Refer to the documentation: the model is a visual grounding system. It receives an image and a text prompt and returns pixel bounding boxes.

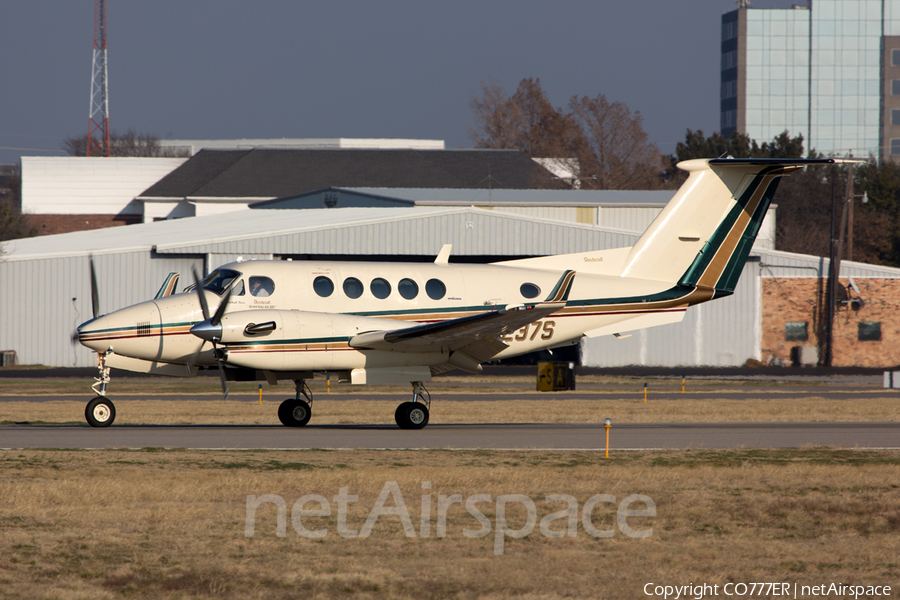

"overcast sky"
[1,0,795,165]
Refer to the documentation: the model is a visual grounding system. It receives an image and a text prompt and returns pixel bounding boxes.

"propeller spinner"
[188,267,233,398]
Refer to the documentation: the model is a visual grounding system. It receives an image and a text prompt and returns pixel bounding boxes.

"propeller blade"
[89,255,99,319]
[191,267,211,322]
[210,286,233,327]
[215,352,230,399]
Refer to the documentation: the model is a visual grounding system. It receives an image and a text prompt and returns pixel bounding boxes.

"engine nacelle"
[216,310,443,371]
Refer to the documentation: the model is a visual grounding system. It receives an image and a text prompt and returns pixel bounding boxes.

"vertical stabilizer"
[620,158,838,296]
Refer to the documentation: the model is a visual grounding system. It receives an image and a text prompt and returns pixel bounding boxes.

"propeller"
[72,255,101,345]
[89,254,100,319]
[188,267,232,398]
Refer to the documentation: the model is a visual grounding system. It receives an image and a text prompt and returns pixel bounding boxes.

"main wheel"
[278,399,311,427]
[395,402,429,430]
[85,396,116,428]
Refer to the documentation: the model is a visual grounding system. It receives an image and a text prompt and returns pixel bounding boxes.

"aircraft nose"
[76,301,162,356]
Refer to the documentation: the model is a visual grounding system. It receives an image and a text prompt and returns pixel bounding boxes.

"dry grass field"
[1,448,898,599]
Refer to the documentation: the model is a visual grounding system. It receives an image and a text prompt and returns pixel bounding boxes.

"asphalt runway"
[3,422,898,450]
[2,386,897,403]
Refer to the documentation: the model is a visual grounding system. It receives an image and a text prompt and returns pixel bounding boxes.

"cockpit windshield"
[201,269,241,296]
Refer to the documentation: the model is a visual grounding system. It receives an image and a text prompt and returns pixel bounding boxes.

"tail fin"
[620,158,841,296]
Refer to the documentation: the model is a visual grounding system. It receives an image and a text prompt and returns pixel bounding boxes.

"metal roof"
[1,206,641,261]
[137,148,562,200]
[755,248,900,278]
[252,187,677,209]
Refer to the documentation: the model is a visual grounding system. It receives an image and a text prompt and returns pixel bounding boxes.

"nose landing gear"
[85,351,116,428]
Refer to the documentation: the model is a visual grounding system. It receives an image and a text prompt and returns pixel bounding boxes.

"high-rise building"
[721,0,900,161]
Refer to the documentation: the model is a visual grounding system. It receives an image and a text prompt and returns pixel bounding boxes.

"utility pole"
[823,165,854,367]
[87,0,109,157]
[824,174,837,367]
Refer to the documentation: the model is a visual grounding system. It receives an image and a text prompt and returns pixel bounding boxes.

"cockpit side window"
[201,269,242,296]
[249,276,275,297]
[232,280,245,296]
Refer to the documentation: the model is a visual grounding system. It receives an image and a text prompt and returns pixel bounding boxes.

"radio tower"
[87,0,109,157]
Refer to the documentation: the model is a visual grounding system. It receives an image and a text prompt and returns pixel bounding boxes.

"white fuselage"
[77,256,689,378]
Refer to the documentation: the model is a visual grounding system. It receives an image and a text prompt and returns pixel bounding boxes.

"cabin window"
[249,276,275,297]
[398,278,419,299]
[520,283,541,299]
[201,268,241,296]
[371,277,391,299]
[784,322,808,342]
[232,280,245,296]
[343,277,363,299]
[313,276,334,297]
[858,321,882,341]
[426,278,446,300]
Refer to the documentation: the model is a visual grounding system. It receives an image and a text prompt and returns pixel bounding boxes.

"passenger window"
[520,283,541,299]
[343,277,363,299]
[426,278,446,300]
[370,277,391,299]
[313,276,334,298]
[249,276,275,297]
[398,278,419,300]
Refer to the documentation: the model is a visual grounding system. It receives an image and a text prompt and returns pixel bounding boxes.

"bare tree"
[0,164,35,250]
[567,94,667,190]
[470,78,577,158]
[470,79,667,189]
[62,130,189,158]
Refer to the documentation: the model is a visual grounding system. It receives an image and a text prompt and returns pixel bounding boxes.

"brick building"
[761,269,900,368]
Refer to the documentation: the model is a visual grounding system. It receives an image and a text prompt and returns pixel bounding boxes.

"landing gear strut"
[85,351,116,427]
[395,381,430,430]
[278,379,313,427]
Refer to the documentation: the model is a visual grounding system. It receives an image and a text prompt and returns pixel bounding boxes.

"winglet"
[544,270,576,303]
[435,244,452,265]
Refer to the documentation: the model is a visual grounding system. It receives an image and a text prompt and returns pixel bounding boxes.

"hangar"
[4,203,899,369]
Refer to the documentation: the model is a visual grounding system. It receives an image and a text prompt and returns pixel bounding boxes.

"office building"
[721,0,900,161]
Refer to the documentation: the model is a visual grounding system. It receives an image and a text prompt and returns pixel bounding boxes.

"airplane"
[75,157,846,429]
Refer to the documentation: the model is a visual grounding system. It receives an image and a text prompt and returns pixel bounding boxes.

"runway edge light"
[603,418,612,458]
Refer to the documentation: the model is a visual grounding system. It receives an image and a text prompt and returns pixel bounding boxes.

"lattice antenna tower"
[87,0,110,157]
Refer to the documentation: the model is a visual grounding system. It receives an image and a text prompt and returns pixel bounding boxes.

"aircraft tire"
[85,396,116,428]
[278,399,311,427]
[395,401,429,430]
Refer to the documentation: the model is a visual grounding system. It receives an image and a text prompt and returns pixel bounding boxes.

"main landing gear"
[278,379,313,427]
[85,351,116,428]
[394,382,430,430]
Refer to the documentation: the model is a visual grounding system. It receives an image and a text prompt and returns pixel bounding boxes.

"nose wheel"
[85,396,116,428]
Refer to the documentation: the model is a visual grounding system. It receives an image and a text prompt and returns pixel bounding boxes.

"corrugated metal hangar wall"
[1,207,650,368]
[2,205,849,369]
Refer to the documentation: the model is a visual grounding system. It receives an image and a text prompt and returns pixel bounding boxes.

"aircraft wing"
[349,270,575,369]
